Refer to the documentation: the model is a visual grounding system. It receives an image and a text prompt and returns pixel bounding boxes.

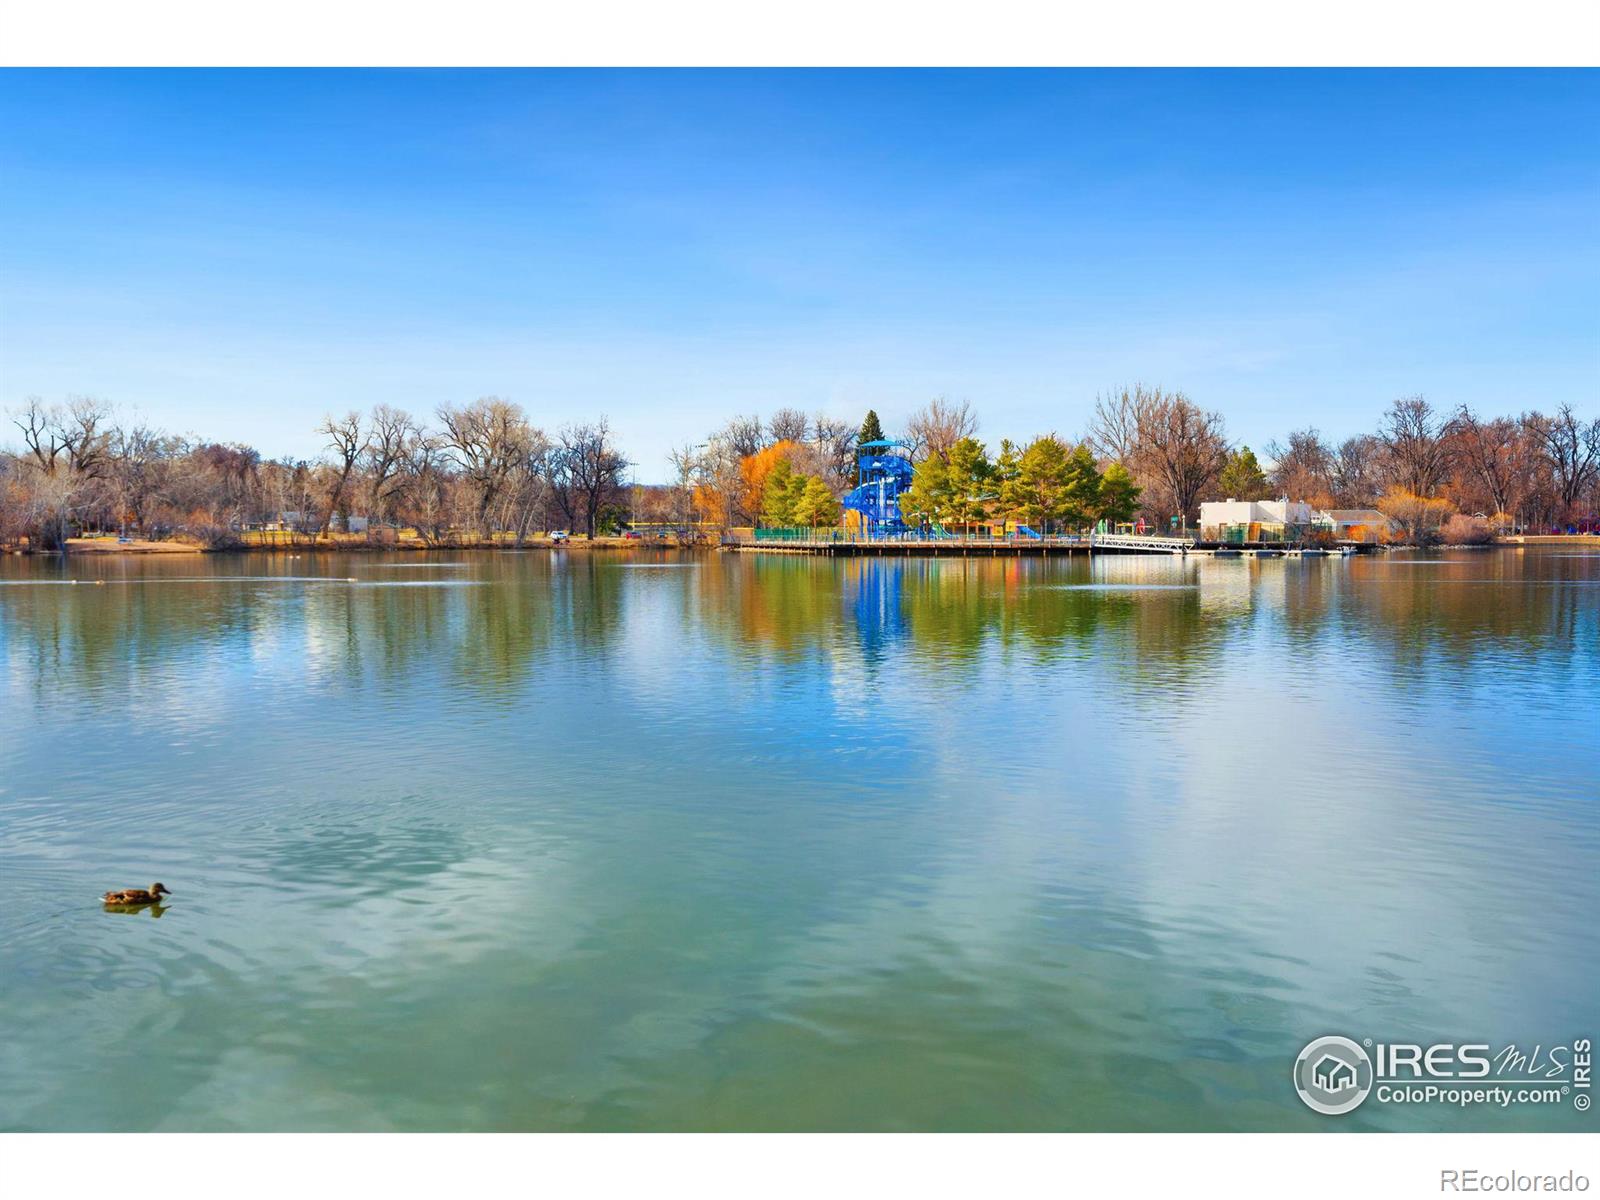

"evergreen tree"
[793,475,841,527]
[858,409,885,447]
[946,437,994,527]
[781,471,808,521]
[1062,444,1100,528]
[1096,462,1142,525]
[759,457,800,526]
[1062,442,1105,530]
[1218,446,1271,499]
[899,454,951,527]
[1016,435,1071,530]
[994,439,1024,524]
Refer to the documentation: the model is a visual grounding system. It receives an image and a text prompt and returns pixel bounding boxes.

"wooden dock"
[724,532,1364,557]
[725,537,1092,557]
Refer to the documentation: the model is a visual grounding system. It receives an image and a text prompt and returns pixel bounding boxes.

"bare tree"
[437,397,541,537]
[1086,386,1160,466]
[1379,395,1452,496]
[1330,434,1383,507]
[392,431,454,544]
[185,443,260,543]
[719,414,767,460]
[695,435,744,532]
[668,443,702,534]
[768,407,810,444]
[14,395,112,476]
[7,396,114,550]
[497,436,552,546]
[809,414,858,488]
[289,461,317,535]
[1526,403,1600,516]
[60,398,112,477]
[1266,428,1334,504]
[14,397,62,473]
[365,404,418,525]
[905,397,978,462]
[1131,391,1229,524]
[1450,406,1526,519]
[548,418,630,538]
[317,411,367,534]
[107,420,169,534]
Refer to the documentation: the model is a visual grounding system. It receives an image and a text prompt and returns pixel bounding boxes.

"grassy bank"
[1498,534,1600,545]
[1,533,705,556]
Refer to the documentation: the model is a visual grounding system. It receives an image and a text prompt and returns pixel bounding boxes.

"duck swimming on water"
[101,883,171,905]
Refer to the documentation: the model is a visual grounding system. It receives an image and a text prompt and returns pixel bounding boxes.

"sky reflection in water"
[0,547,1595,1131]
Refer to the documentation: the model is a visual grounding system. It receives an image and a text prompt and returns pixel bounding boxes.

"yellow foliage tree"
[692,482,731,526]
[1377,487,1455,542]
[738,440,802,523]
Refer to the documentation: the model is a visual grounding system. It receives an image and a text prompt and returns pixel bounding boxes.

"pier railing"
[744,528,1093,546]
[1089,532,1198,553]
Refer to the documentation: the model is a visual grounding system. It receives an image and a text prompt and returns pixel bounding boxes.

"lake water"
[1,547,1596,1131]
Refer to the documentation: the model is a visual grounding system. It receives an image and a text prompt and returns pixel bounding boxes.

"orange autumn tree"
[1377,487,1454,542]
[692,481,731,526]
[738,440,803,524]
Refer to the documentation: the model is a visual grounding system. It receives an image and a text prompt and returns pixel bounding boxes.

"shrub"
[1440,513,1492,545]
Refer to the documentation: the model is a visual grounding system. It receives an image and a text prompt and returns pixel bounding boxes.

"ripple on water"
[1045,583,1199,591]
[352,580,485,588]
[0,547,1595,1132]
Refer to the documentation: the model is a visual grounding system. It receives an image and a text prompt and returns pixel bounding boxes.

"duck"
[101,883,171,905]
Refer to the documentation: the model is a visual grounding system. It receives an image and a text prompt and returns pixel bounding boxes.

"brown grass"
[66,537,203,554]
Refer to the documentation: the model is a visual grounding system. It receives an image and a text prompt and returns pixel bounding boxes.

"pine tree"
[946,437,994,528]
[781,471,808,522]
[1017,435,1070,530]
[793,475,841,527]
[994,439,1024,525]
[1062,442,1104,530]
[759,457,799,526]
[899,455,951,527]
[1096,462,1142,525]
[859,409,885,447]
[1218,446,1271,500]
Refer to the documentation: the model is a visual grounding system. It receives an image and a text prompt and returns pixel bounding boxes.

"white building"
[1199,498,1314,536]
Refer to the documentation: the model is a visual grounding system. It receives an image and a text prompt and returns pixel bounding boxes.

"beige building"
[1199,498,1315,540]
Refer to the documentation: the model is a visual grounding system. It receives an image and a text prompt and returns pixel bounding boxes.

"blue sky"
[1,69,1595,478]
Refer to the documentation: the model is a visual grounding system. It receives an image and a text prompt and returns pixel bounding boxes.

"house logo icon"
[1294,1036,1374,1115]
[1312,1054,1358,1093]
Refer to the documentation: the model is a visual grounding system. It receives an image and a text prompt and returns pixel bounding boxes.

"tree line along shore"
[2,389,1596,554]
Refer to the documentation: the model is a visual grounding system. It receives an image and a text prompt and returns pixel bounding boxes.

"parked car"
[622,530,642,539]
[550,530,570,543]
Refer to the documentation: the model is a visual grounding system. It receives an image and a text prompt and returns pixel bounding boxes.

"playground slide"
[1016,526,1043,539]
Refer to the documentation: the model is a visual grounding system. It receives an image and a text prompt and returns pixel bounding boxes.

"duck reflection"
[101,901,168,918]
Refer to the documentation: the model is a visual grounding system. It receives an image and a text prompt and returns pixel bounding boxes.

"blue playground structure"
[842,439,915,537]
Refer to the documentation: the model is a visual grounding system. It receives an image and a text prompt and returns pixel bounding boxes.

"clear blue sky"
[1,69,1595,478]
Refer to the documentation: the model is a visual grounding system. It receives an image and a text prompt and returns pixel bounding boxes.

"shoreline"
[6,534,1595,558]
[5,536,702,557]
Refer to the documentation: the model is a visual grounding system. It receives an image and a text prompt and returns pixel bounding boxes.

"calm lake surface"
[1,547,1596,1131]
